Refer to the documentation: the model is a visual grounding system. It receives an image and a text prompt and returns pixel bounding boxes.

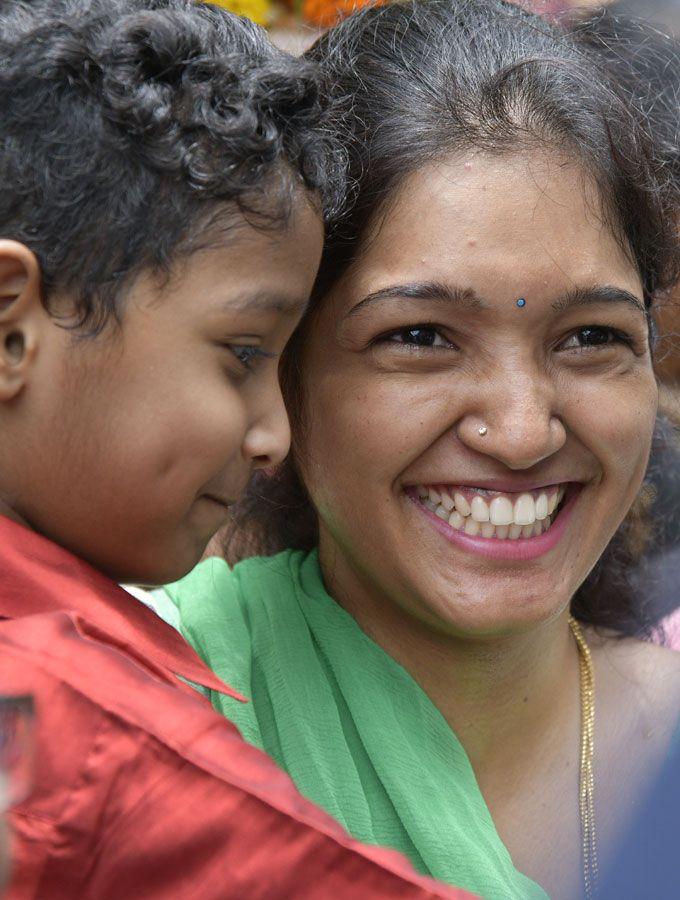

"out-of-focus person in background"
[598,723,680,898]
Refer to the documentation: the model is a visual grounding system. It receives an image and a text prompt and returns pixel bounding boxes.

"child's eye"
[228,345,274,372]
[381,326,453,348]
[557,325,633,352]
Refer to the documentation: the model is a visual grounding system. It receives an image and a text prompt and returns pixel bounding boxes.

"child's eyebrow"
[221,290,309,316]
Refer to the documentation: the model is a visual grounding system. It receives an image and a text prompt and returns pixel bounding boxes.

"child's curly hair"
[0,0,345,332]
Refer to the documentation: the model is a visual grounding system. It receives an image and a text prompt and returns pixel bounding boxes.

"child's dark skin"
[0,202,323,585]
[0,0,339,587]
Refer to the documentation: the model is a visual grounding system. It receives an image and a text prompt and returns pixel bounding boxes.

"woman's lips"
[408,483,579,561]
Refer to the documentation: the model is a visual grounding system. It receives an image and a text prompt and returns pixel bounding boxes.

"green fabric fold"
[166,549,548,900]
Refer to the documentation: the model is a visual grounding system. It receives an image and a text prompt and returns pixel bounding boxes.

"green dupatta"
[165,549,548,900]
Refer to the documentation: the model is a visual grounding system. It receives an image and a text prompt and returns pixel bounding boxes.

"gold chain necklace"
[569,616,598,899]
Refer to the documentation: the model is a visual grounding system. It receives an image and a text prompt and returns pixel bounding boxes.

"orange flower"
[302,0,386,29]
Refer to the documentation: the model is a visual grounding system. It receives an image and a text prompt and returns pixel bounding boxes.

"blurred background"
[205,0,608,31]
[205,1,611,51]
[205,1,680,53]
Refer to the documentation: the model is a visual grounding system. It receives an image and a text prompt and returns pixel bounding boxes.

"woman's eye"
[558,326,632,352]
[384,327,452,348]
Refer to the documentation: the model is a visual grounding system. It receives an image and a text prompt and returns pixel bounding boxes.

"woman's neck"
[318,539,579,781]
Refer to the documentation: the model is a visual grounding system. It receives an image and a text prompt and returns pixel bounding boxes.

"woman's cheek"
[318,372,451,462]
[565,364,656,433]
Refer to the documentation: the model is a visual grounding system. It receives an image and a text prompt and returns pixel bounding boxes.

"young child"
[0,1,469,897]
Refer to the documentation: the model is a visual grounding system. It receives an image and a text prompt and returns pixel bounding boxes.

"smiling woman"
[164,2,680,899]
[307,152,655,597]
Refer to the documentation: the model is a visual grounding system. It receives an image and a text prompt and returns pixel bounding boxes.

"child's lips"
[201,493,235,511]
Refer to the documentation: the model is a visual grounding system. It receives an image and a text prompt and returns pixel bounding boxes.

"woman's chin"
[409,576,573,639]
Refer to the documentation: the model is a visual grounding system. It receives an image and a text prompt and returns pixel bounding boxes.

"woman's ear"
[0,241,42,402]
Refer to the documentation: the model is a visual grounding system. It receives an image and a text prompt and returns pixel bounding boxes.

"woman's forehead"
[343,151,641,305]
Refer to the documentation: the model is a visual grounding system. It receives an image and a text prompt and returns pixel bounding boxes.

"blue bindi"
[516,297,526,308]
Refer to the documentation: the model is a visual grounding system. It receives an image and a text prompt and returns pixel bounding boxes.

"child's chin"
[141,555,204,588]
[108,545,204,589]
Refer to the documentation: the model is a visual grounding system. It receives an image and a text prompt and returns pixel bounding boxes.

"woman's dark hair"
[0,0,344,332]
[570,2,680,196]
[224,0,680,638]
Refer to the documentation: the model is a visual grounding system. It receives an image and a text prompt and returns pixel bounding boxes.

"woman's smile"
[408,482,579,561]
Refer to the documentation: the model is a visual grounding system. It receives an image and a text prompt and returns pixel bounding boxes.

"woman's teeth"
[417,485,565,539]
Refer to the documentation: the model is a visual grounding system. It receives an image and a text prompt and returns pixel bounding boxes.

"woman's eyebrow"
[347,281,487,317]
[346,282,647,319]
[551,285,646,316]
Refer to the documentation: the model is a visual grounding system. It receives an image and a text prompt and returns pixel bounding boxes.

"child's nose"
[242,377,291,470]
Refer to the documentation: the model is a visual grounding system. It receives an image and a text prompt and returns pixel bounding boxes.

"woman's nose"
[457,375,566,469]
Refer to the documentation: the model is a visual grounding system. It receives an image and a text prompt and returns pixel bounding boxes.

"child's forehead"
[185,191,322,256]
[214,288,310,316]
[125,209,323,325]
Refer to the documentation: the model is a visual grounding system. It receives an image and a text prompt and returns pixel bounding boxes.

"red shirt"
[0,517,473,899]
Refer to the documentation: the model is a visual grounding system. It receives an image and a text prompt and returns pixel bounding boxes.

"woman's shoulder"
[589,629,680,744]
[164,548,310,626]
[592,630,680,684]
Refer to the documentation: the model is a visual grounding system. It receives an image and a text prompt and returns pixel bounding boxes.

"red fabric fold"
[0,517,475,898]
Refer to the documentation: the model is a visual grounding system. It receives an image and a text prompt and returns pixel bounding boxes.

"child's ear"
[0,241,43,402]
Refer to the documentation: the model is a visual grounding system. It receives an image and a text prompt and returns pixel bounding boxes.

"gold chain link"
[569,616,598,899]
